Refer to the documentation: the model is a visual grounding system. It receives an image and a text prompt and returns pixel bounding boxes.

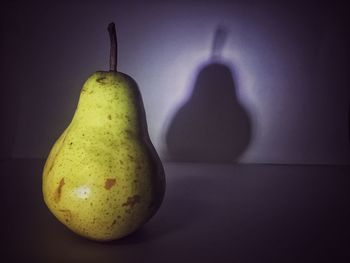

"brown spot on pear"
[104,178,116,190]
[54,178,65,203]
[59,209,72,222]
[122,195,141,208]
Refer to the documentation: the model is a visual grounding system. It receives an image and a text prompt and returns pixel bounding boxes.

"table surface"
[2,159,350,262]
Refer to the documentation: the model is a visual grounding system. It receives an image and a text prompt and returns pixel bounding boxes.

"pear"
[42,23,165,241]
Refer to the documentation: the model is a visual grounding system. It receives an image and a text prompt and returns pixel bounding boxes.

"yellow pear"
[42,23,165,241]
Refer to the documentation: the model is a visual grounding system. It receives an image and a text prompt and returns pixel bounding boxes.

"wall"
[1,0,350,164]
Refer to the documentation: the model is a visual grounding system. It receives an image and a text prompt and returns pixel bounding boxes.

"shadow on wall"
[166,26,252,163]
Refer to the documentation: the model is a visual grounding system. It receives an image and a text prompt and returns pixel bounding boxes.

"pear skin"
[42,23,165,241]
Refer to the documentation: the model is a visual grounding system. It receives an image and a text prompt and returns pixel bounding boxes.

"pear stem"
[108,22,117,72]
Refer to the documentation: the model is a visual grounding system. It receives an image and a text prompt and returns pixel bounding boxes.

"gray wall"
[2,0,350,164]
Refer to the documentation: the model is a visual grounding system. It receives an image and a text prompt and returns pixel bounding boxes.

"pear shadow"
[166,28,252,163]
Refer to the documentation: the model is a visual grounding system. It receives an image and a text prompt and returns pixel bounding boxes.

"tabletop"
[2,159,350,262]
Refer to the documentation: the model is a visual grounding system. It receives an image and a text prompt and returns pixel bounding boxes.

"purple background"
[1,0,350,164]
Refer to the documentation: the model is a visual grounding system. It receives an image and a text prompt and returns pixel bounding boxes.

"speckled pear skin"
[43,71,165,241]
